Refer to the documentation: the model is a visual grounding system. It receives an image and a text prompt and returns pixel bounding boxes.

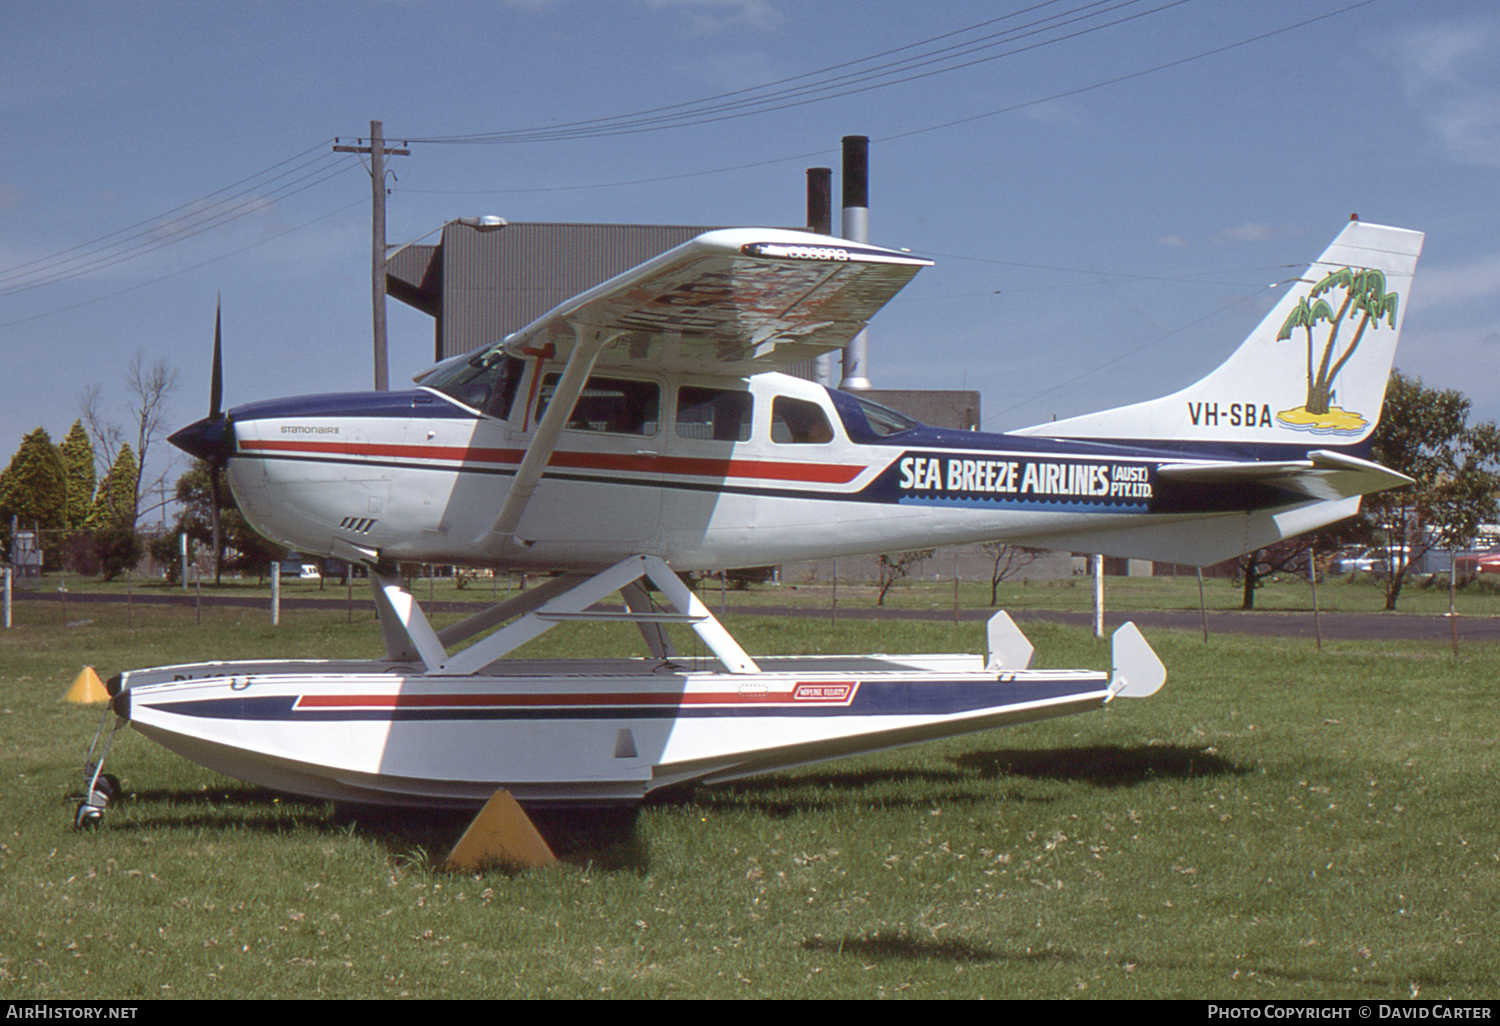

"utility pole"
[334,121,409,391]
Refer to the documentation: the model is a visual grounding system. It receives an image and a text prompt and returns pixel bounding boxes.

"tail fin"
[1012,218,1424,446]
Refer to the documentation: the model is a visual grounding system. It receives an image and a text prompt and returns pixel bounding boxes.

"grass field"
[19,561,1500,619]
[2,581,1499,999]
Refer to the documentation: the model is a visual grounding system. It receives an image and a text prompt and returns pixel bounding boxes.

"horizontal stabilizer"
[1156,449,1412,501]
[1005,495,1365,568]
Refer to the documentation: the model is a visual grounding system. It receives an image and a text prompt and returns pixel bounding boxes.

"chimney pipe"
[807,167,836,385]
[840,136,871,390]
[806,167,832,235]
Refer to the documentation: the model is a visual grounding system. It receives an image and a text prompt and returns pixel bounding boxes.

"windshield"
[422,349,523,419]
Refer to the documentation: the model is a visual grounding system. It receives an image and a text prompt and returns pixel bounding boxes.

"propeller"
[210,300,223,421]
[168,297,231,583]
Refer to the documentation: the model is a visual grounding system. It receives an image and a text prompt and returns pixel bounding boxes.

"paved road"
[12,588,1498,644]
[720,603,1499,643]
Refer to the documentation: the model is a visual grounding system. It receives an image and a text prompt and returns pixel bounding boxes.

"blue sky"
[4,0,1498,499]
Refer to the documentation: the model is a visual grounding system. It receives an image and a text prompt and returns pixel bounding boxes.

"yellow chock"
[64,666,109,705]
[444,789,556,872]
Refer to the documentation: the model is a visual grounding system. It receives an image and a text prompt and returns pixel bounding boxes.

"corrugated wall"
[434,222,722,360]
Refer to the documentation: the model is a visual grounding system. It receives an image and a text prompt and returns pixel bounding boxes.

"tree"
[1231,534,1340,610]
[1364,371,1500,610]
[980,542,1043,605]
[59,420,96,531]
[78,445,145,580]
[172,459,281,583]
[80,352,179,529]
[89,445,139,528]
[876,549,934,606]
[0,427,67,536]
[95,523,143,582]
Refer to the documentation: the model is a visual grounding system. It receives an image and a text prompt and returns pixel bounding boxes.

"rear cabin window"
[851,394,919,437]
[537,374,660,436]
[771,396,834,444]
[676,386,753,442]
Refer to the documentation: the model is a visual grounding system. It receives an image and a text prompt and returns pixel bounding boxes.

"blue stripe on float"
[142,676,1105,723]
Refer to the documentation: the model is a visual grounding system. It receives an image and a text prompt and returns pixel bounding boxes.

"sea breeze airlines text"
[1208,1007,1491,1019]
[897,456,1152,500]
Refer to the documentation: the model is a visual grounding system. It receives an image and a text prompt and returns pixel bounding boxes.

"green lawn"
[19,563,1500,620]
[2,588,1498,998]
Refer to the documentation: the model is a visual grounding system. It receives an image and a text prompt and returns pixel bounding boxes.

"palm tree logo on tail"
[1275,266,1399,435]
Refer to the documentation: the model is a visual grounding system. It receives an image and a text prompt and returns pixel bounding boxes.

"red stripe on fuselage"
[295,685,858,709]
[240,438,865,485]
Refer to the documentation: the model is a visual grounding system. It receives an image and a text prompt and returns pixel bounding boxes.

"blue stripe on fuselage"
[230,390,476,424]
[233,386,1371,466]
[822,386,1375,464]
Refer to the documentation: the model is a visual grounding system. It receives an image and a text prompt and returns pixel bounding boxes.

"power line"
[983,285,1286,425]
[411,0,1082,145]
[0,141,335,280]
[410,0,1188,144]
[0,144,358,298]
[0,197,368,332]
[883,0,1380,144]
[401,0,1380,196]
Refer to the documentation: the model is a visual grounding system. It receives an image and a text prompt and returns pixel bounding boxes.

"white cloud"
[1382,18,1500,167]
[644,0,783,35]
[1157,233,1188,247]
[1409,251,1500,310]
[1211,223,1305,245]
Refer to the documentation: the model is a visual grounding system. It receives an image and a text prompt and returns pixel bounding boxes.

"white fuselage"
[223,367,1350,572]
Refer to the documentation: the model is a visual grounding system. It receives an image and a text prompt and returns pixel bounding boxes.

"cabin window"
[676,386,752,442]
[771,396,834,444]
[537,374,660,436]
[423,351,524,420]
[851,394,919,437]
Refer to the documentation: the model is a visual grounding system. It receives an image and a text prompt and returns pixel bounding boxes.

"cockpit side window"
[676,386,752,442]
[423,350,523,420]
[537,374,660,436]
[851,394,920,437]
[771,396,835,444]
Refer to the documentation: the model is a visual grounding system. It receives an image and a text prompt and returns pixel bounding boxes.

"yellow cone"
[443,789,556,872]
[64,666,109,704]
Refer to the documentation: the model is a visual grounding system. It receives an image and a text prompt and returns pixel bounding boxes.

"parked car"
[1330,545,1410,575]
[277,553,321,578]
[1454,549,1500,576]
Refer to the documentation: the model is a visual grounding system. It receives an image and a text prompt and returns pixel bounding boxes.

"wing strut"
[472,318,619,554]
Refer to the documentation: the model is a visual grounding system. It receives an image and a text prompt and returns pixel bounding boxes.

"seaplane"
[78,215,1421,823]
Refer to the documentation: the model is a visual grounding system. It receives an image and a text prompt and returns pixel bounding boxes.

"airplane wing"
[1156,449,1412,502]
[471,228,931,553]
[500,227,932,376]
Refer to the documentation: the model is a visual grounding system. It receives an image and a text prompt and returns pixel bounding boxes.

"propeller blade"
[210,297,224,421]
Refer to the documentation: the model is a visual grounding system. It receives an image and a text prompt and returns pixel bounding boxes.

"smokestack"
[840,135,871,390]
[806,167,832,235]
[807,167,835,385]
